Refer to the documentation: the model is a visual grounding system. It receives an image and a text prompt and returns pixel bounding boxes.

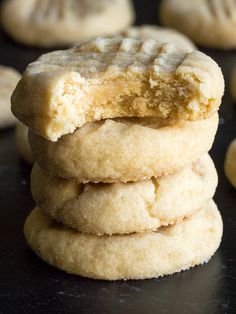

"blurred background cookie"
[15,122,34,165]
[230,68,236,101]
[1,0,135,47]
[160,0,236,49]
[0,65,20,129]
[225,138,236,188]
[122,25,196,51]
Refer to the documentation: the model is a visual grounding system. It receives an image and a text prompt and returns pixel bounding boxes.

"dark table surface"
[0,1,236,313]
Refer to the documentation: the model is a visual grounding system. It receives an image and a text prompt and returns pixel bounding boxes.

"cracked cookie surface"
[31,154,217,235]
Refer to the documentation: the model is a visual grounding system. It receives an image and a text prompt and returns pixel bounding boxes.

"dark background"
[0,1,236,313]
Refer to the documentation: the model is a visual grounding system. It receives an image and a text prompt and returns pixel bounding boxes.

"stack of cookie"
[12,37,224,280]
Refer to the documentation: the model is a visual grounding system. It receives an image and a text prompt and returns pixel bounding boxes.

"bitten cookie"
[122,25,196,51]
[31,154,217,235]
[160,0,236,49]
[24,201,223,280]
[1,0,134,47]
[225,138,236,188]
[12,37,224,141]
[29,115,218,183]
[15,123,34,165]
[0,66,20,128]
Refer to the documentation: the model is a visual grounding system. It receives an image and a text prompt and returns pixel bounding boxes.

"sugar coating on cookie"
[0,66,21,128]
[29,115,218,183]
[122,25,196,51]
[15,122,34,165]
[31,154,217,235]
[1,0,134,47]
[24,201,222,280]
[12,37,224,141]
[225,138,236,188]
[160,0,236,49]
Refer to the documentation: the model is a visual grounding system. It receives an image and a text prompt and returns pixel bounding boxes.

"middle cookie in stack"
[12,37,224,280]
[31,154,217,235]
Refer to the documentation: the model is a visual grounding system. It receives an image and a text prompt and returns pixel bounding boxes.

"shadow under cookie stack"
[12,37,224,280]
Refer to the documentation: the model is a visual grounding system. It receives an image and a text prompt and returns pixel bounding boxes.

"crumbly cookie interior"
[48,72,212,140]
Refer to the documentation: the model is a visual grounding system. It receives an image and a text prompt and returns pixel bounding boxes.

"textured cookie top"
[3,0,113,20]
[122,25,196,51]
[12,37,224,141]
[162,0,236,19]
[27,37,193,75]
[32,0,112,17]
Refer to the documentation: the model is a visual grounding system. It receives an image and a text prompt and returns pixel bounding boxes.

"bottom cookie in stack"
[24,201,222,280]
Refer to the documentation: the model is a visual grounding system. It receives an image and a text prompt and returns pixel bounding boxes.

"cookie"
[224,138,236,188]
[31,154,217,235]
[15,123,34,165]
[160,0,236,49]
[1,0,134,47]
[29,114,218,183]
[122,25,196,51]
[24,201,223,280]
[230,68,236,101]
[0,66,21,128]
[12,37,224,141]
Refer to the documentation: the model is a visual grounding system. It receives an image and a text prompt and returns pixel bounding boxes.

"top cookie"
[12,37,224,141]
[160,0,236,49]
[122,25,196,51]
[1,0,134,47]
[0,66,21,128]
